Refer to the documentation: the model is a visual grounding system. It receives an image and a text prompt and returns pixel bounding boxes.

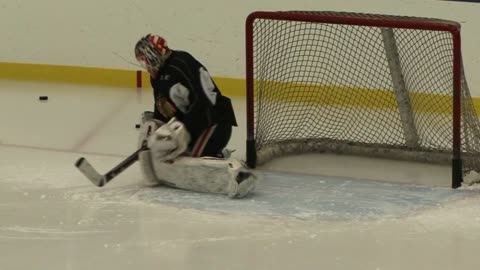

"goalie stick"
[75,146,147,187]
[75,126,152,187]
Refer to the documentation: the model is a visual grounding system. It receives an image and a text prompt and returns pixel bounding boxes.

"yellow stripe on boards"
[254,80,480,115]
[214,77,245,97]
[1,62,480,114]
[0,62,137,88]
[0,62,246,96]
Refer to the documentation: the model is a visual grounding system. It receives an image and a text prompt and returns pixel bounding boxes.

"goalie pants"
[190,123,232,158]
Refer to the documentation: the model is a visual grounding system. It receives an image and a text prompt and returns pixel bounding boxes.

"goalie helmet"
[135,34,170,74]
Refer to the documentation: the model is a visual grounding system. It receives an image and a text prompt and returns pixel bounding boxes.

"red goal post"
[244,11,479,188]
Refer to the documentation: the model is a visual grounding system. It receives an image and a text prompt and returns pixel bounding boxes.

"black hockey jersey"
[150,50,237,146]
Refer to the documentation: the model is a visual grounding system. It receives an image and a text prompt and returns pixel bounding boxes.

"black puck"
[135,124,141,129]
[39,96,48,101]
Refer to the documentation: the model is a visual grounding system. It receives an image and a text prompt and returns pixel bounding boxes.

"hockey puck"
[39,96,48,101]
[135,124,141,129]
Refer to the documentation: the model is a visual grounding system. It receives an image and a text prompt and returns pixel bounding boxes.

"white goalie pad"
[141,154,257,198]
[138,150,162,187]
[147,117,191,162]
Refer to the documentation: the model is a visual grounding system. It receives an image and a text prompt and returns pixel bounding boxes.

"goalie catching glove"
[147,117,190,162]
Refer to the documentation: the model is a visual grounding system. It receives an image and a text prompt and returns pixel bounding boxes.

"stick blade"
[75,157,106,187]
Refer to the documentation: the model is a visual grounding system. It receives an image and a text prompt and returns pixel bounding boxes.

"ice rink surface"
[1,80,480,270]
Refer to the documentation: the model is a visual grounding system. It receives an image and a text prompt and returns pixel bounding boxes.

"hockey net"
[245,11,480,188]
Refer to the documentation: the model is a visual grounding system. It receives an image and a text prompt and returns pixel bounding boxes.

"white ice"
[1,80,480,270]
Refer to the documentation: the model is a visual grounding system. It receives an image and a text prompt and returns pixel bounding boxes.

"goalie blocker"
[138,117,257,198]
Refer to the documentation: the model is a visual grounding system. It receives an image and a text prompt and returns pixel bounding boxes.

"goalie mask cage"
[245,11,480,188]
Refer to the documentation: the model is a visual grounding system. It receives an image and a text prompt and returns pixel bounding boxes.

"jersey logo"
[156,96,177,119]
[158,74,171,80]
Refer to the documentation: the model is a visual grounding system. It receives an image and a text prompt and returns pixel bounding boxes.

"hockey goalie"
[134,34,257,198]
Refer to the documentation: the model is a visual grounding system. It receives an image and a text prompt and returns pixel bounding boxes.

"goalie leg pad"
[149,156,257,198]
[225,158,257,198]
[138,150,162,186]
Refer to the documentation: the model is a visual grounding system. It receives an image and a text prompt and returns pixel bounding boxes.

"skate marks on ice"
[67,170,470,220]
[0,144,470,221]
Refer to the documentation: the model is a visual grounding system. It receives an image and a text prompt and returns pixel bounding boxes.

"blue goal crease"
[129,171,470,221]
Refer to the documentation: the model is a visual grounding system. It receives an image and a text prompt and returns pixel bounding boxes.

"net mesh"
[249,11,480,175]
